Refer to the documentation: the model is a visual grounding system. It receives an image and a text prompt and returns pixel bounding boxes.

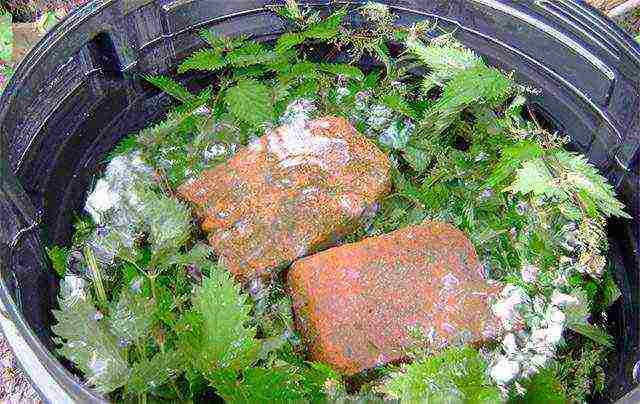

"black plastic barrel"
[0,1,638,402]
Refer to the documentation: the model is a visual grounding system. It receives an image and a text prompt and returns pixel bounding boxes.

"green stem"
[83,246,108,308]
[135,343,148,404]
[148,272,158,303]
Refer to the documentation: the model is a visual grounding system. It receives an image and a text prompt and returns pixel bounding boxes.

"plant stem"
[136,343,148,404]
[83,246,108,308]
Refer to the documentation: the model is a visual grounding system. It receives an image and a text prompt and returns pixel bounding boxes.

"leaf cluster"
[383,346,502,403]
[50,2,629,402]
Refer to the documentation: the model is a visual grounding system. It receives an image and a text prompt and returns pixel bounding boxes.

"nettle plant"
[47,2,629,402]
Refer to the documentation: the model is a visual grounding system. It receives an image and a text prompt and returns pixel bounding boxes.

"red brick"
[287,221,503,375]
[178,116,391,282]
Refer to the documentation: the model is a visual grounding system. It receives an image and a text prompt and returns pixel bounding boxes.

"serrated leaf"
[46,245,69,277]
[0,13,12,63]
[319,63,364,80]
[384,346,501,403]
[177,264,258,376]
[143,75,194,103]
[553,150,630,219]
[363,70,382,89]
[126,350,184,395]
[486,141,543,189]
[178,48,226,73]
[423,64,514,135]
[304,8,347,39]
[567,322,614,348]
[200,30,248,51]
[370,40,393,74]
[199,29,226,49]
[108,288,156,344]
[138,189,192,253]
[382,92,415,119]
[53,291,130,393]
[508,158,554,196]
[601,273,622,308]
[403,146,430,173]
[406,36,481,80]
[275,32,306,53]
[224,79,274,126]
[210,367,305,402]
[226,41,276,67]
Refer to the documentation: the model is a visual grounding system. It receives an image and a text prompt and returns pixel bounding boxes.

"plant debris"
[46,2,629,402]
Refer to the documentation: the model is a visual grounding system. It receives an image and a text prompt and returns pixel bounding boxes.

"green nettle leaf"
[126,350,185,395]
[143,75,195,103]
[46,245,69,277]
[402,146,430,173]
[513,367,567,404]
[275,32,306,53]
[371,40,393,74]
[0,13,12,63]
[304,8,347,39]
[384,346,501,403]
[563,292,614,348]
[382,92,415,119]
[225,79,274,126]
[200,30,248,51]
[567,322,614,348]
[423,64,514,135]
[226,41,275,67]
[601,272,622,308]
[177,264,258,377]
[406,36,481,88]
[509,158,554,196]
[210,367,305,402]
[53,295,130,393]
[108,288,156,344]
[139,189,192,253]
[319,63,364,80]
[552,150,630,218]
[486,140,543,189]
[178,48,226,73]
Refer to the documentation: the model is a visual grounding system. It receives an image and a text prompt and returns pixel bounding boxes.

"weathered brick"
[288,221,503,375]
[178,116,391,282]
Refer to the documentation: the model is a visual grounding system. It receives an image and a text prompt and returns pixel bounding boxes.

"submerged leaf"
[210,367,305,402]
[177,264,258,376]
[108,287,156,345]
[275,32,306,53]
[553,150,630,219]
[225,79,274,126]
[384,346,501,403]
[53,289,130,393]
[304,8,347,39]
[126,350,185,395]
